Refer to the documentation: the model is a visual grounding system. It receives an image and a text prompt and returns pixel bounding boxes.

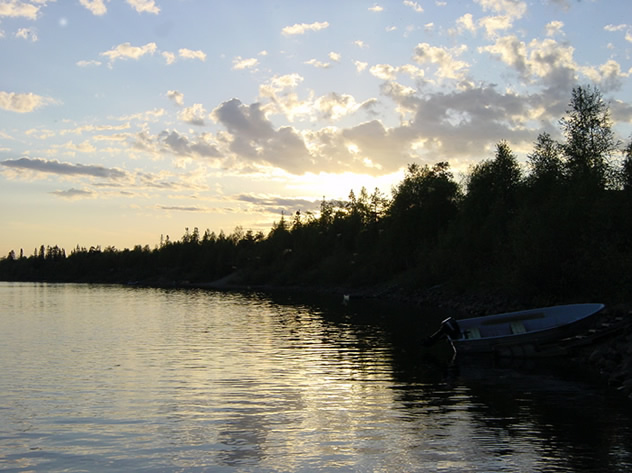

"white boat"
[427,303,605,356]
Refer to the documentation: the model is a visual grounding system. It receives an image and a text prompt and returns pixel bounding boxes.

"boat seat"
[511,322,526,334]
[463,327,481,339]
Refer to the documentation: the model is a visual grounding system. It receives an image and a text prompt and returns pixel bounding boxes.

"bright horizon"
[1,0,632,256]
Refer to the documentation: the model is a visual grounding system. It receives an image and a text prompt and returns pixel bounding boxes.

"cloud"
[0,157,128,179]
[212,98,311,174]
[0,0,40,19]
[354,60,368,72]
[178,104,207,126]
[605,24,628,33]
[282,21,329,36]
[258,74,377,124]
[179,48,206,61]
[475,0,526,19]
[51,188,95,199]
[328,51,341,62]
[79,0,107,16]
[232,56,259,70]
[404,1,424,13]
[0,91,54,113]
[76,59,102,67]
[479,35,581,89]
[305,58,331,69]
[167,90,184,106]
[257,74,314,121]
[162,51,176,64]
[412,43,469,80]
[315,93,377,121]
[134,129,221,159]
[546,20,564,37]
[370,64,398,81]
[158,205,206,212]
[368,5,383,12]
[235,194,319,213]
[100,42,157,64]
[353,40,368,48]
[126,0,160,14]
[479,15,514,37]
[15,27,37,41]
[119,107,165,122]
[456,14,476,34]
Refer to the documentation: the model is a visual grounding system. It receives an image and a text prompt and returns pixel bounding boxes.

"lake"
[1,282,632,472]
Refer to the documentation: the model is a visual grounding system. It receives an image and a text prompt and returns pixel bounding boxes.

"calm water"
[1,282,632,472]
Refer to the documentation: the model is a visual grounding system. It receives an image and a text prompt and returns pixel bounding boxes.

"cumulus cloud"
[15,27,37,41]
[412,43,470,81]
[257,74,375,124]
[126,0,160,14]
[404,1,424,13]
[162,51,176,64]
[281,21,329,36]
[476,0,526,19]
[0,157,128,179]
[370,64,398,81]
[101,42,157,64]
[79,0,107,16]
[134,129,221,159]
[232,56,259,70]
[546,20,564,37]
[0,0,41,19]
[314,93,377,121]
[167,90,184,106]
[178,104,207,126]
[212,98,311,174]
[354,60,368,72]
[0,91,54,113]
[179,48,206,61]
[305,58,331,69]
[479,35,587,91]
[456,13,477,34]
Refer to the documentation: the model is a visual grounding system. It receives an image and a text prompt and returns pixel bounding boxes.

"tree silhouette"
[561,85,618,191]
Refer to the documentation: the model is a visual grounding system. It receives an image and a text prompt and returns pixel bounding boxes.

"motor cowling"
[424,316,462,346]
[441,317,461,339]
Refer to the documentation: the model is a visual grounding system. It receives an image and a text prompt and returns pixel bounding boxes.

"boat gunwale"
[449,303,605,345]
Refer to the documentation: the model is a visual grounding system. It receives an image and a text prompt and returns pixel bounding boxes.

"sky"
[1,0,632,256]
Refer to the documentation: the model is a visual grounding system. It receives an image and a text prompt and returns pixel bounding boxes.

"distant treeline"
[3,85,632,302]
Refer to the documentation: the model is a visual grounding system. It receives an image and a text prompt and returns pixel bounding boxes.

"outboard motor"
[441,317,461,339]
[424,317,462,346]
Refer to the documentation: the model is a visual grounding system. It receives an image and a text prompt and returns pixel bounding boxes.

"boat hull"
[448,303,605,356]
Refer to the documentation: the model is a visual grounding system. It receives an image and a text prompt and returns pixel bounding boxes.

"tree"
[560,85,618,189]
[388,162,461,268]
[527,132,563,190]
[467,141,522,214]
[622,138,632,192]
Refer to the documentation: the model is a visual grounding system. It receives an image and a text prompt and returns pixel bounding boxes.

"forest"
[2,85,632,303]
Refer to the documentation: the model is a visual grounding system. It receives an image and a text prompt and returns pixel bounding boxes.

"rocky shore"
[398,286,632,401]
